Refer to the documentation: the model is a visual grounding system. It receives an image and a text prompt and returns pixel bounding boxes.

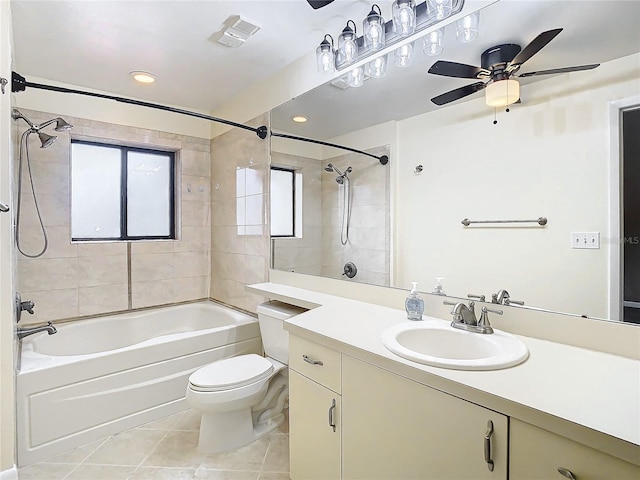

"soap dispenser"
[405,282,424,321]
[433,277,445,295]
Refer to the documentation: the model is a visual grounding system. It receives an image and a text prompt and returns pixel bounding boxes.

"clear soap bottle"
[405,282,424,321]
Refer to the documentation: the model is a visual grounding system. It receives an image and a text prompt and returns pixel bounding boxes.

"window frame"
[71,139,176,242]
[270,166,296,238]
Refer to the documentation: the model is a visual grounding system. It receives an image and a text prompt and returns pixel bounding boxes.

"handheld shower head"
[324,164,335,172]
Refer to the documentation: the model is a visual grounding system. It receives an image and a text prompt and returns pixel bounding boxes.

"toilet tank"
[257,301,307,364]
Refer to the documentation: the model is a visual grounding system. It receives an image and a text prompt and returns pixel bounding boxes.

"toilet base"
[197,408,285,453]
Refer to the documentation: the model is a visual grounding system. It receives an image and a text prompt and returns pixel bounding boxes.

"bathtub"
[16,301,262,466]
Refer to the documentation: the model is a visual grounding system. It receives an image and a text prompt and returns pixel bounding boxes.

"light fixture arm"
[11,72,269,139]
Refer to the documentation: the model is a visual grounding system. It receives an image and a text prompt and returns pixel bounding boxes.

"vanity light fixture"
[363,4,386,52]
[316,34,336,74]
[394,41,415,68]
[392,0,417,37]
[423,27,444,56]
[347,65,366,87]
[427,0,453,20]
[456,11,479,43]
[130,71,156,84]
[485,79,520,107]
[366,54,388,78]
[337,20,359,66]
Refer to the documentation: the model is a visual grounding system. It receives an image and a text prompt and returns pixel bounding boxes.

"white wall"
[395,53,640,318]
[0,0,15,473]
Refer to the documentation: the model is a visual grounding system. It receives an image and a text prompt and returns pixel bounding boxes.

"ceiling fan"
[428,28,600,106]
[306,0,336,9]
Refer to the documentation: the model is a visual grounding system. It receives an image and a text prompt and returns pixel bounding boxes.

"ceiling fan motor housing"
[481,44,521,72]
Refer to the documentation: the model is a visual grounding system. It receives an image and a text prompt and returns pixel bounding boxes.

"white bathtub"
[16,301,262,466]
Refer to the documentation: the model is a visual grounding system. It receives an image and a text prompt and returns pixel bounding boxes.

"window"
[270,167,300,238]
[71,140,175,241]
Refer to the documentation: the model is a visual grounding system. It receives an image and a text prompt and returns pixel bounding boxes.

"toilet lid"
[189,354,274,391]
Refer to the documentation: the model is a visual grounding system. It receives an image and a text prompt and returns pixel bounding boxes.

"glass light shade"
[363,5,386,52]
[427,0,453,20]
[394,42,414,68]
[392,0,416,38]
[485,79,520,107]
[337,21,359,66]
[423,28,444,56]
[316,42,335,74]
[347,66,365,88]
[367,54,387,78]
[456,11,480,43]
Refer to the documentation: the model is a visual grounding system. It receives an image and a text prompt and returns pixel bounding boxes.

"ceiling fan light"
[392,0,416,38]
[485,79,520,107]
[456,11,480,43]
[363,4,386,52]
[316,34,336,74]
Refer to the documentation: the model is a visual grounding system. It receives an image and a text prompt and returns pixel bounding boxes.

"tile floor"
[18,408,290,480]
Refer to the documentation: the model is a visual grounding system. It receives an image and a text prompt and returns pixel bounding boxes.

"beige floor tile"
[141,430,207,468]
[84,429,167,466]
[17,462,77,480]
[66,464,137,479]
[43,438,107,464]
[194,469,260,480]
[172,409,201,431]
[128,466,197,479]
[139,411,187,430]
[262,434,289,473]
[199,436,270,471]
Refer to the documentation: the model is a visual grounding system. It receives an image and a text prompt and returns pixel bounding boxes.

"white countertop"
[248,282,640,465]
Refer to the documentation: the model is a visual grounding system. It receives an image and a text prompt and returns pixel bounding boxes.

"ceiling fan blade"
[428,61,487,79]
[509,28,563,68]
[306,0,335,9]
[518,63,600,78]
[431,82,486,106]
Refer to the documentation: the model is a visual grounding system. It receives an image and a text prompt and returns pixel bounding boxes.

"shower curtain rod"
[8,71,390,165]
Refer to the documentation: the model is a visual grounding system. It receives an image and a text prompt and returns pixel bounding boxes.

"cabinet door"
[342,355,507,480]
[510,419,640,480]
[290,370,341,480]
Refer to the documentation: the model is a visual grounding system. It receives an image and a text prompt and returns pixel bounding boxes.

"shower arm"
[8,71,390,165]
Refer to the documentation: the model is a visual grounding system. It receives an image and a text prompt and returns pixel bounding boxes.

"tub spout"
[17,321,57,340]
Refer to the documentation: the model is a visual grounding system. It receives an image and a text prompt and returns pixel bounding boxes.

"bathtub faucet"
[17,321,57,340]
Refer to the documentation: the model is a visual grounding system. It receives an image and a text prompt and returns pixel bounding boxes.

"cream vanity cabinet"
[510,419,640,479]
[289,335,342,479]
[341,355,508,479]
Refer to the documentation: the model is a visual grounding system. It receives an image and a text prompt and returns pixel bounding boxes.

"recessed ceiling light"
[292,116,309,123]
[130,71,156,84]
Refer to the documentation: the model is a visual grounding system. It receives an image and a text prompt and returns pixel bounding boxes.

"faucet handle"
[468,294,486,302]
[477,307,502,334]
[504,298,524,306]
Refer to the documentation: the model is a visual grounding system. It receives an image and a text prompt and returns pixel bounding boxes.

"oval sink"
[381,321,529,370]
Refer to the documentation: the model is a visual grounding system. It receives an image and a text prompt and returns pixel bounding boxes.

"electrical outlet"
[571,232,600,249]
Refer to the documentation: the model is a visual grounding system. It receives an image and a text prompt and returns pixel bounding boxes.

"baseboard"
[0,466,18,480]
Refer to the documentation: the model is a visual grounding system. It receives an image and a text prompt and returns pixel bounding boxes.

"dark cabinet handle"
[558,467,577,480]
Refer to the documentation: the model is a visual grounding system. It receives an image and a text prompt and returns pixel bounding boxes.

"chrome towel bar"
[461,217,547,226]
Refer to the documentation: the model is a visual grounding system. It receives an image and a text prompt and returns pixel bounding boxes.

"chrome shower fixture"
[11,109,73,148]
[325,163,353,178]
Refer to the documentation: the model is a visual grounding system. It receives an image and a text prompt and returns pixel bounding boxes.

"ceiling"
[10,1,640,139]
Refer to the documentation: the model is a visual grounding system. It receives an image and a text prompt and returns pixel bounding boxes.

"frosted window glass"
[71,143,122,238]
[271,169,294,236]
[245,166,263,195]
[127,152,171,237]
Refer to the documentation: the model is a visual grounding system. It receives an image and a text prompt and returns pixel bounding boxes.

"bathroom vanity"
[248,282,640,479]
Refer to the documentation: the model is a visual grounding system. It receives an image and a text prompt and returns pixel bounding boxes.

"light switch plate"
[571,232,600,249]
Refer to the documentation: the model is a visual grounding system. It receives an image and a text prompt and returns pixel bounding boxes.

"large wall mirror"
[269,0,640,324]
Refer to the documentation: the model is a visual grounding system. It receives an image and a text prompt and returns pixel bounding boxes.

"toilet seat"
[189,354,274,393]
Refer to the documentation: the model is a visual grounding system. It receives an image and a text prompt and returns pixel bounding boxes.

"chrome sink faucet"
[444,301,502,334]
[491,289,524,306]
[17,321,57,340]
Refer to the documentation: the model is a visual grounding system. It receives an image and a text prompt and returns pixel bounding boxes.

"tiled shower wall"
[210,113,270,313]
[14,109,211,325]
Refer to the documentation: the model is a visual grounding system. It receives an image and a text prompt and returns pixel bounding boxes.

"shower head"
[11,109,35,128]
[37,131,57,148]
[324,163,335,172]
[50,118,73,132]
[336,176,344,185]
[12,108,73,134]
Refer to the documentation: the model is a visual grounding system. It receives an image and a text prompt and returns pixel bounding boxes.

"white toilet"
[186,301,306,453]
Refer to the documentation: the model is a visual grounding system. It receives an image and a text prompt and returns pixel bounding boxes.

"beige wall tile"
[174,251,209,278]
[182,175,210,202]
[78,284,128,316]
[18,288,79,325]
[16,226,77,260]
[174,276,209,303]
[132,280,175,309]
[77,255,128,287]
[130,241,174,255]
[181,149,210,177]
[131,253,174,282]
[174,226,210,253]
[18,258,78,292]
[181,201,210,227]
[77,242,127,257]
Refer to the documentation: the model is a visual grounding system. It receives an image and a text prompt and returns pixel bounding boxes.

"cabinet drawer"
[289,335,341,393]
[510,419,640,480]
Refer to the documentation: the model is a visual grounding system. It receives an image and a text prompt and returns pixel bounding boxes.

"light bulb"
[392,0,416,38]
[423,28,444,56]
[427,0,453,20]
[394,42,414,68]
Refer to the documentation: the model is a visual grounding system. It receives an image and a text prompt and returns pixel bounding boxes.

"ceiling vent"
[216,16,260,48]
